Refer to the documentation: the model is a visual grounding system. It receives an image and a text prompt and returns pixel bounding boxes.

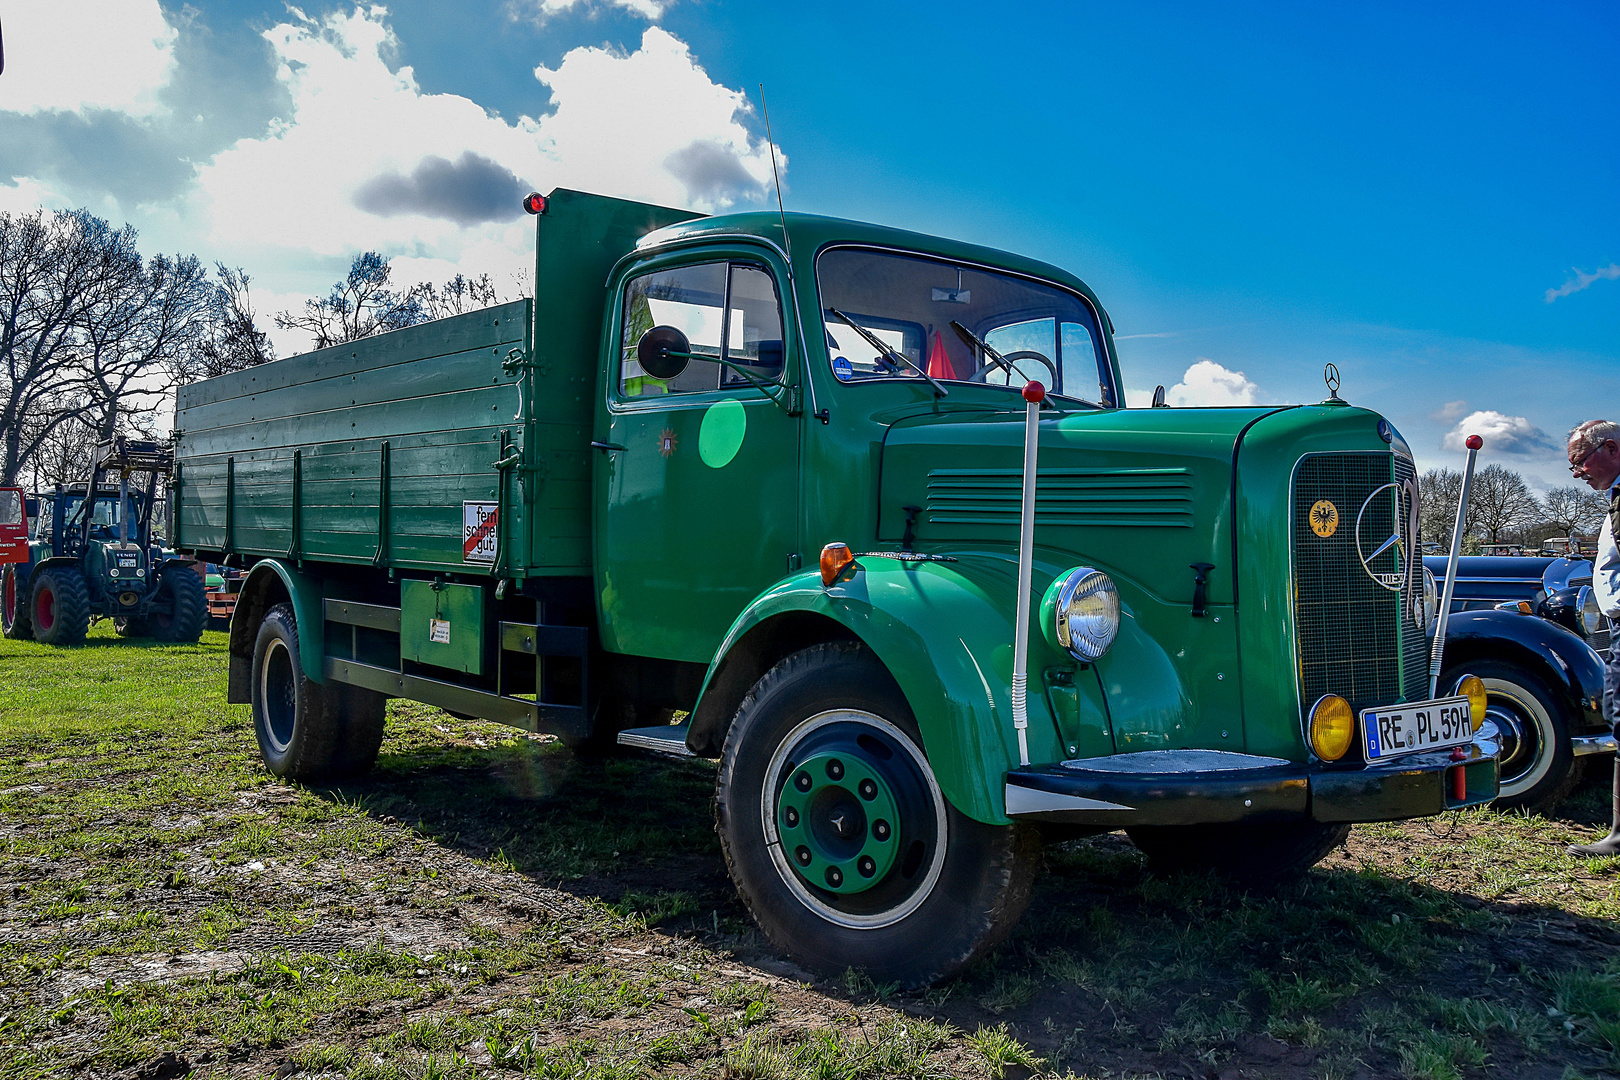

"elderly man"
[1567,419,1620,858]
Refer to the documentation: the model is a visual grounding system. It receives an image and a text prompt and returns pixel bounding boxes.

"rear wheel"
[1127,819,1352,882]
[251,603,386,781]
[1448,661,1579,814]
[30,566,90,646]
[716,642,1040,988]
[2,566,32,640]
[149,565,207,644]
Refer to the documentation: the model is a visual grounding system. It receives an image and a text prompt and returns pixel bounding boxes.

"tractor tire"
[1447,660,1580,815]
[149,565,207,644]
[29,566,90,647]
[251,603,382,782]
[2,566,32,640]
[1126,819,1352,883]
[715,642,1041,988]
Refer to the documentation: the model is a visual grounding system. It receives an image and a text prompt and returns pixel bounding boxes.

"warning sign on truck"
[463,502,498,564]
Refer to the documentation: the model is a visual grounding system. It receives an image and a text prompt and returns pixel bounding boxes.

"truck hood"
[877,405,1285,606]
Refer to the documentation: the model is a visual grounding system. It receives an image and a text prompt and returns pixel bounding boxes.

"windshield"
[61,495,142,534]
[815,248,1114,404]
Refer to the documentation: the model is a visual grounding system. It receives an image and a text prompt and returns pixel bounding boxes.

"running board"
[617,724,695,757]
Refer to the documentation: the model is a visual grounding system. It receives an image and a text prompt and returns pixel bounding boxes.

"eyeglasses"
[1570,441,1612,474]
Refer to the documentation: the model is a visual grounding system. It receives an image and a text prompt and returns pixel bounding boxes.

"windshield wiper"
[949,321,1017,381]
[826,308,949,398]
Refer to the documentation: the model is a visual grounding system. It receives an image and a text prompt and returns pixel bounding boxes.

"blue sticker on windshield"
[832,355,854,382]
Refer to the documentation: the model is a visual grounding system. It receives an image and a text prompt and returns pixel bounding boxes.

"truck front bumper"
[1004,742,1498,827]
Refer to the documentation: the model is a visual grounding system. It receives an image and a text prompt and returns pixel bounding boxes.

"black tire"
[149,565,207,644]
[1447,661,1579,814]
[29,566,90,646]
[715,642,1041,988]
[251,603,385,781]
[1,566,32,640]
[1127,819,1352,882]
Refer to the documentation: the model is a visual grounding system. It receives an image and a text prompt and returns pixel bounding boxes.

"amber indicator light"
[820,542,855,587]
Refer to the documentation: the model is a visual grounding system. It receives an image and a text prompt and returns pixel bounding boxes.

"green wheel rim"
[776,750,901,894]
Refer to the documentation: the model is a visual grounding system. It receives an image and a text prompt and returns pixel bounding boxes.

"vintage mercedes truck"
[173,189,1498,986]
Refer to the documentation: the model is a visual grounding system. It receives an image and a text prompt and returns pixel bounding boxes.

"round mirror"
[637,326,691,381]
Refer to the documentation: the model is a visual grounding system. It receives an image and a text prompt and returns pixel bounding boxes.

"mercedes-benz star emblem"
[1355,478,1420,605]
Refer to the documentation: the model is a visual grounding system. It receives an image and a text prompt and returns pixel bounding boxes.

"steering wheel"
[970,349,1057,388]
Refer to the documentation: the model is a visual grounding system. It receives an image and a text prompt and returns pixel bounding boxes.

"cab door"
[596,254,801,663]
[0,488,28,564]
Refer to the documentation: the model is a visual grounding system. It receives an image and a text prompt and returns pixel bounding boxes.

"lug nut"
[826,759,844,780]
[872,820,890,841]
[795,846,812,866]
[858,779,877,800]
[794,771,811,792]
[783,807,799,828]
[825,866,843,887]
[857,856,876,877]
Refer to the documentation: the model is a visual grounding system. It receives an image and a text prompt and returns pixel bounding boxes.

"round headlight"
[1421,567,1439,632]
[1041,567,1120,662]
[1457,674,1487,732]
[1578,585,1601,637]
[1308,695,1355,761]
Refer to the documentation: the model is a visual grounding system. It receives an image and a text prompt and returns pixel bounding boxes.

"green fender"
[238,559,327,683]
[693,555,1086,825]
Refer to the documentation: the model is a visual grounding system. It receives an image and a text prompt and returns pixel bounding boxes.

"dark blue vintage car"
[1425,555,1612,813]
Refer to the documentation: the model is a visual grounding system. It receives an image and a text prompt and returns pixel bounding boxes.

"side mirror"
[1151,385,1167,408]
[637,325,692,381]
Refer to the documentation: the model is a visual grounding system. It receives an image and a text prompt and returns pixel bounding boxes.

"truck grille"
[1293,453,1428,720]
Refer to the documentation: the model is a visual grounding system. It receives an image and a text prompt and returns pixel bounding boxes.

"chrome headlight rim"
[1578,585,1601,637]
[1421,567,1439,633]
[1045,566,1121,663]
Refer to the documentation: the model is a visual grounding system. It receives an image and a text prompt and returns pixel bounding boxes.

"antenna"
[758,84,791,265]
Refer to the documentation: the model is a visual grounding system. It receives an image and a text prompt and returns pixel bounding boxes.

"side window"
[619,261,785,397]
[0,490,21,527]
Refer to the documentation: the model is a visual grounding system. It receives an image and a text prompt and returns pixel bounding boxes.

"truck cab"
[174,189,1498,987]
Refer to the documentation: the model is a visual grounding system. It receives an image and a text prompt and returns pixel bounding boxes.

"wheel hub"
[1486,702,1532,782]
[777,750,900,895]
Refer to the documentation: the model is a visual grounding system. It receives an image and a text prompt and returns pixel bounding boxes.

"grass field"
[2,625,1619,1079]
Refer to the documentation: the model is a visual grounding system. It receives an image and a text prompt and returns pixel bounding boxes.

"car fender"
[228,559,326,701]
[689,556,1079,825]
[1439,608,1606,734]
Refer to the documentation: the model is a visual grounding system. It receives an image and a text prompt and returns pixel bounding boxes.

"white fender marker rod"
[1010,380,1046,767]
[1430,433,1482,697]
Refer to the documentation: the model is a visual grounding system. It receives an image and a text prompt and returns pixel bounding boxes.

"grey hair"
[1569,419,1620,455]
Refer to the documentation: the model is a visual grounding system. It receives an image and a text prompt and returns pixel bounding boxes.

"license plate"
[1360,695,1472,761]
[117,555,138,567]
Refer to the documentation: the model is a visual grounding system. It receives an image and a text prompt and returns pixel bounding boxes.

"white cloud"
[1441,410,1557,456]
[183,11,772,291]
[1545,263,1620,303]
[1166,359,1260,407]
[1431,399,1467,422]
[0,0,177,117]
[513,0,670,20]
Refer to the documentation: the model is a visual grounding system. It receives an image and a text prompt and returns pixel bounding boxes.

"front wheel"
[149,564,207,643]
[29,566,90,646]
[1127,819,1351,882]
[1,566,32,640]
[715,642,1040,988]
[1447,661,1578,814]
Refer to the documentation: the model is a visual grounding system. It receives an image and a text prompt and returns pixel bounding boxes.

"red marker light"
[1022,380,1045,404]
[1465,435,1482,450]
[522,192,547,215]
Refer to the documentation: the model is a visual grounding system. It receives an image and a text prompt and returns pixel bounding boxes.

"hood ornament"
[1324,363,1343,402]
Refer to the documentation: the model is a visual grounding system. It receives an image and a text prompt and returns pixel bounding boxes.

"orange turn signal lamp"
[820,542,857,587]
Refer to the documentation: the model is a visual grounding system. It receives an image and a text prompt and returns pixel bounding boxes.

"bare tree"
[185,265,276,381]
[1469,464,1543,544]
[1420,468,1478,551]
[274,252,428,350]
[419,272,500,320]
[1542,485,1608,539]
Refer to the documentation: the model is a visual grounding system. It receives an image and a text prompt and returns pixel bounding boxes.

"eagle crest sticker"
[658,428,678,457]
[1309,500,1339,538]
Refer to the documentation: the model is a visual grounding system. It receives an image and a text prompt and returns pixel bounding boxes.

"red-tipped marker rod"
[1430,434,1482,696]
[1010,380,1046,767]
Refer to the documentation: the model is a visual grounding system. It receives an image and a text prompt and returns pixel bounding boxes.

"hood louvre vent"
[925,468,1194,528]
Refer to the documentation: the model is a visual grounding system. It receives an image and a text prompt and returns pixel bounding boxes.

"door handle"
[591,441,627,453]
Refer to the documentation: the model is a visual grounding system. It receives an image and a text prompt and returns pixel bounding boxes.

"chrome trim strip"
[616,727,696,757]
[1004,783,1132,816]
[1057,748,1292,774]
[1571,733,1618,758]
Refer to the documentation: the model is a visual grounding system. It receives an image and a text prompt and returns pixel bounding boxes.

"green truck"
[173,189,1498,986]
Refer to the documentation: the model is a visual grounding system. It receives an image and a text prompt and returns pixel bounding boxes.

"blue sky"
[2,0,1615,490]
